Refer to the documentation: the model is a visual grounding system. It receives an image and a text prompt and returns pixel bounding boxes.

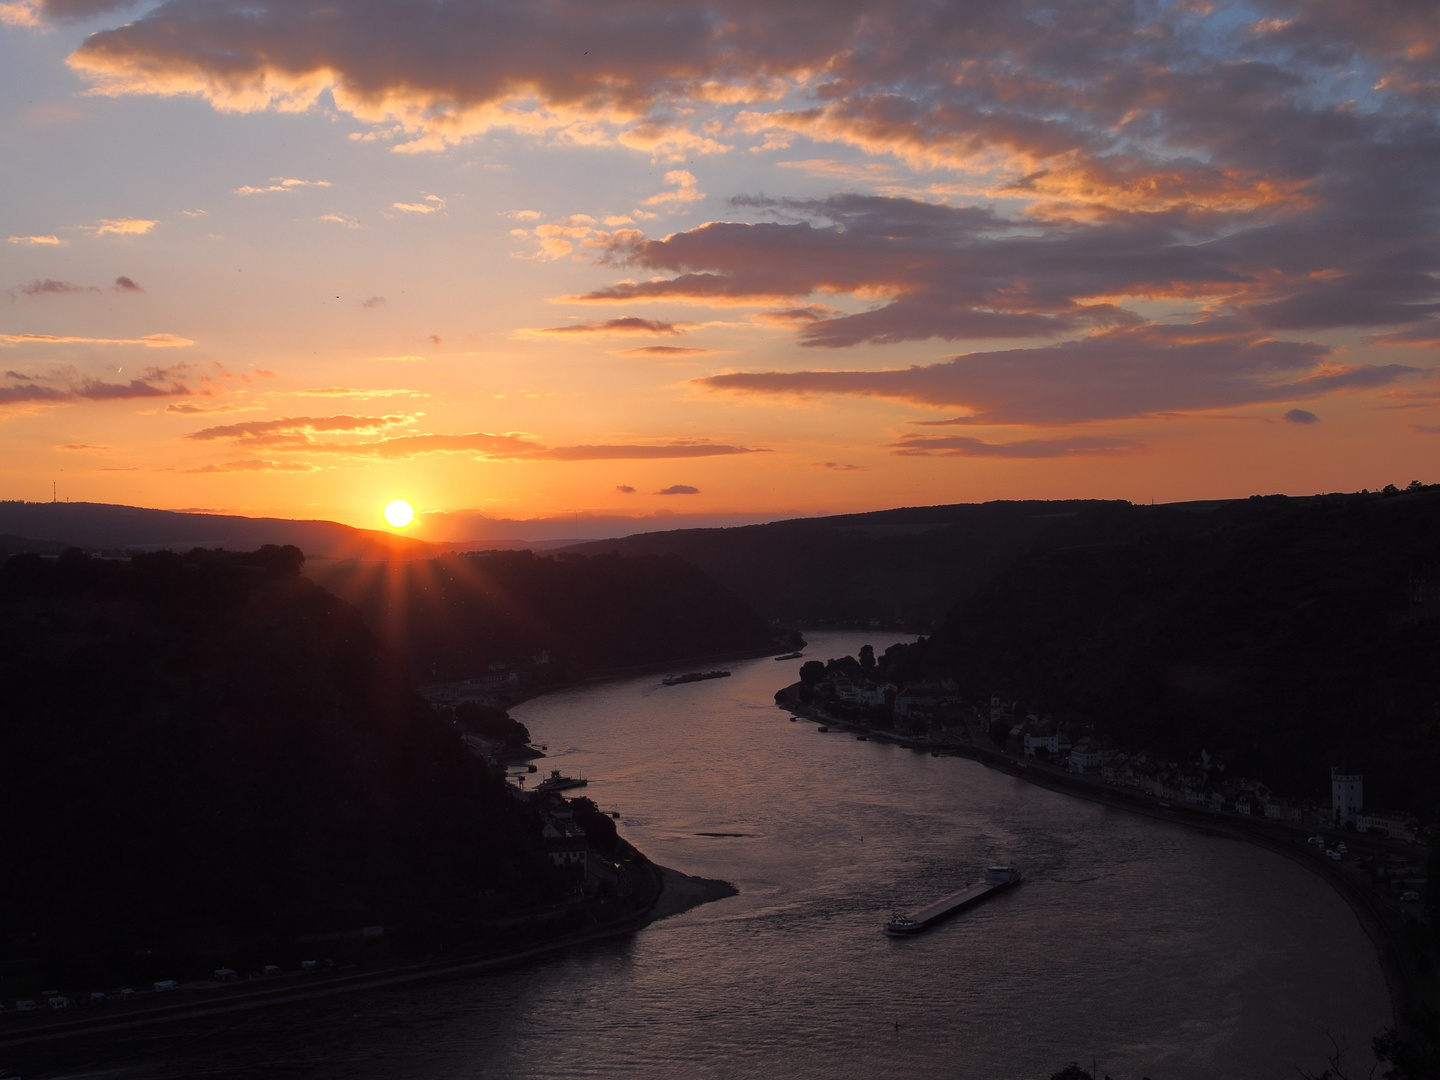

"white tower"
[1331,767,1363,826]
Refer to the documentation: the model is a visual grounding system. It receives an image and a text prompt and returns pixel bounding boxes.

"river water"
[41,632,1389,1079]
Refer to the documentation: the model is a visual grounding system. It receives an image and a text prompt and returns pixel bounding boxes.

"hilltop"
[0,500,433,561]
[0,546,564,985]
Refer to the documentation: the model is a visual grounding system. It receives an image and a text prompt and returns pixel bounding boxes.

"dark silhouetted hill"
[884,488,1440,818]
[564,499,1249,629]
[0,547,559,981]
[0,500,434,560]
[308,549,778,682]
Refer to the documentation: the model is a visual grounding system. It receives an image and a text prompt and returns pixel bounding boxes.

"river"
[38,632,1389,1079]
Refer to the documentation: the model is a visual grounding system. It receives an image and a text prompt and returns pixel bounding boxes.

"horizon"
[4,2,1439,533]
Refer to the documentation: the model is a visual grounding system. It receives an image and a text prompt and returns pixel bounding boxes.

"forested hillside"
[885,488,1440,817]
[0,547,558,982]
[309,549,778,682]
[565,499,1252,629]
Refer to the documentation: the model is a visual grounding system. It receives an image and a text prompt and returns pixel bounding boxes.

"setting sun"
[383,499,415,528]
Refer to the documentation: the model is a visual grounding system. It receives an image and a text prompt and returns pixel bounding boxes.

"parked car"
[153,980,178,992]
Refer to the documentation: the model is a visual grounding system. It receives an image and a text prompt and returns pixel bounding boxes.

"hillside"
[0,547,560,984]
[882,488,1440,818]
[564,498,1250,630]
[0,500,434,560]
[308,549,780,683]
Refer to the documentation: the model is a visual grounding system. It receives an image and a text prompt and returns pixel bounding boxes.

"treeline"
[566,498,1264,629]
[884,488,1440,819]
[309,549,776,682]
[0,547,564,983]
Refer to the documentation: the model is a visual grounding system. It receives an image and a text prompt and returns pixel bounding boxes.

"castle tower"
[1331,767,1363,826]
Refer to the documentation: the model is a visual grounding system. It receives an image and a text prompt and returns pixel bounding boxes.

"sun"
[383,499,415,528]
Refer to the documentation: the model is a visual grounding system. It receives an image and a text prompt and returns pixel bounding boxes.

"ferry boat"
[773,651,804,661]
[883,865,1022,936]
[536,769,587,793]
[662,670,731,686]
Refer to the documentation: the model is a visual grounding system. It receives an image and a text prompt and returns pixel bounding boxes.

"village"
[782,658,1432,912]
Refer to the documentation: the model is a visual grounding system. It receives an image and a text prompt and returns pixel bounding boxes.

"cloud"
[887,434,1143,458]
[1284,408,1320,424]
[360,295,385,308]
[234,177,331,195]
[618,345,719,356]
[815,461,869,471]
[113,276,143,292]
[698,326,1416,425]
[55,443,111,450]
[294,386,423,398]
[184,413,417,443]
[320,213,361,228]
[0,332,191,347]
[394,195,444,213]
[656,484,699,495]
[16,279,97,296]
[185,459,321,473]
[2,363,192,407]
[642,170,704,206]
[7,235,62,246]
[375,354,425,362]
[90,218,157,236]
[534,442,765,461]
[615,484,636,493]
[524,317,685,337]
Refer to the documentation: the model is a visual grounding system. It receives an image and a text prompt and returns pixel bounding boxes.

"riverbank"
[0,861,735,1051]
[776,683,1428,1034]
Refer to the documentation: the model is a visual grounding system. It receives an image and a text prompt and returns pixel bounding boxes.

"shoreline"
[778,686,1422,1032]
[0,862,735,1050]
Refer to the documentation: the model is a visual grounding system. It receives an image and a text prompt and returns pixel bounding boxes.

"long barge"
[883,865,1022,936]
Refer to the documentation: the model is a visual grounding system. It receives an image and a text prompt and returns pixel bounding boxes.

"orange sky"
[2,0,1438,534]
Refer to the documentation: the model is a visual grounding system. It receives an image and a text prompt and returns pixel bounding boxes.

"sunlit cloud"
[617,345,719,356]
[7,234,62,245]
[89,218,157,236]
[294,386,424,397]
[393,194,444,213]
[641,170,704,206]
[185,459,322,473]
[184,413,418,443]
[0,332,192,347]
[234,177,331,195]
[319,213,361,228]
[534,442,765,461]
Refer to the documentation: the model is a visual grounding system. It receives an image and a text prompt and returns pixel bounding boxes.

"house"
[1356,809,1417,842]
[1024,732,1060,758]
[1069,741,1104,772]
[541,811,588,868]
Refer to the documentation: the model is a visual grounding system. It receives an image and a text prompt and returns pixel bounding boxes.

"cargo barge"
[661,670,731,686]
[883,865,1022,936]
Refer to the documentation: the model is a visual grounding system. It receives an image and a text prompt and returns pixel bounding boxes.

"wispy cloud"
[642,170,704,206]
[656,484,699,495]
[2,363,192,407]
[185,459,322,473]
[15,279,97,296]
[234,178,331,195]
[618,345,719,356]
[7,235,61,246]
[0,332,191,347]
[294,386,424,398]
[888,434,1144,458]
[393,194,444,213]
[523,317,686,337]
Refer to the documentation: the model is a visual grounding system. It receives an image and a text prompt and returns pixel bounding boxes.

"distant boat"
[773,651,804,661]
[883,866,1023,936]
[856,735,868,741]
[536,769,587,793]
[662,670,731,686]
[817,726,829,733]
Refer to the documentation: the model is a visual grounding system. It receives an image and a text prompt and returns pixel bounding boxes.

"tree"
[799,660,826,687]
[1050,1065,1094,1080]
[859,644,876,670]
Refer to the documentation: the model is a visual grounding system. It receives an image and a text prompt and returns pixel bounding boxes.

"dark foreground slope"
[0,547,561,984]
[887,489,1440,817]
[0,500,434,560]
[309,549,779,682]
[564,499,1247,629]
